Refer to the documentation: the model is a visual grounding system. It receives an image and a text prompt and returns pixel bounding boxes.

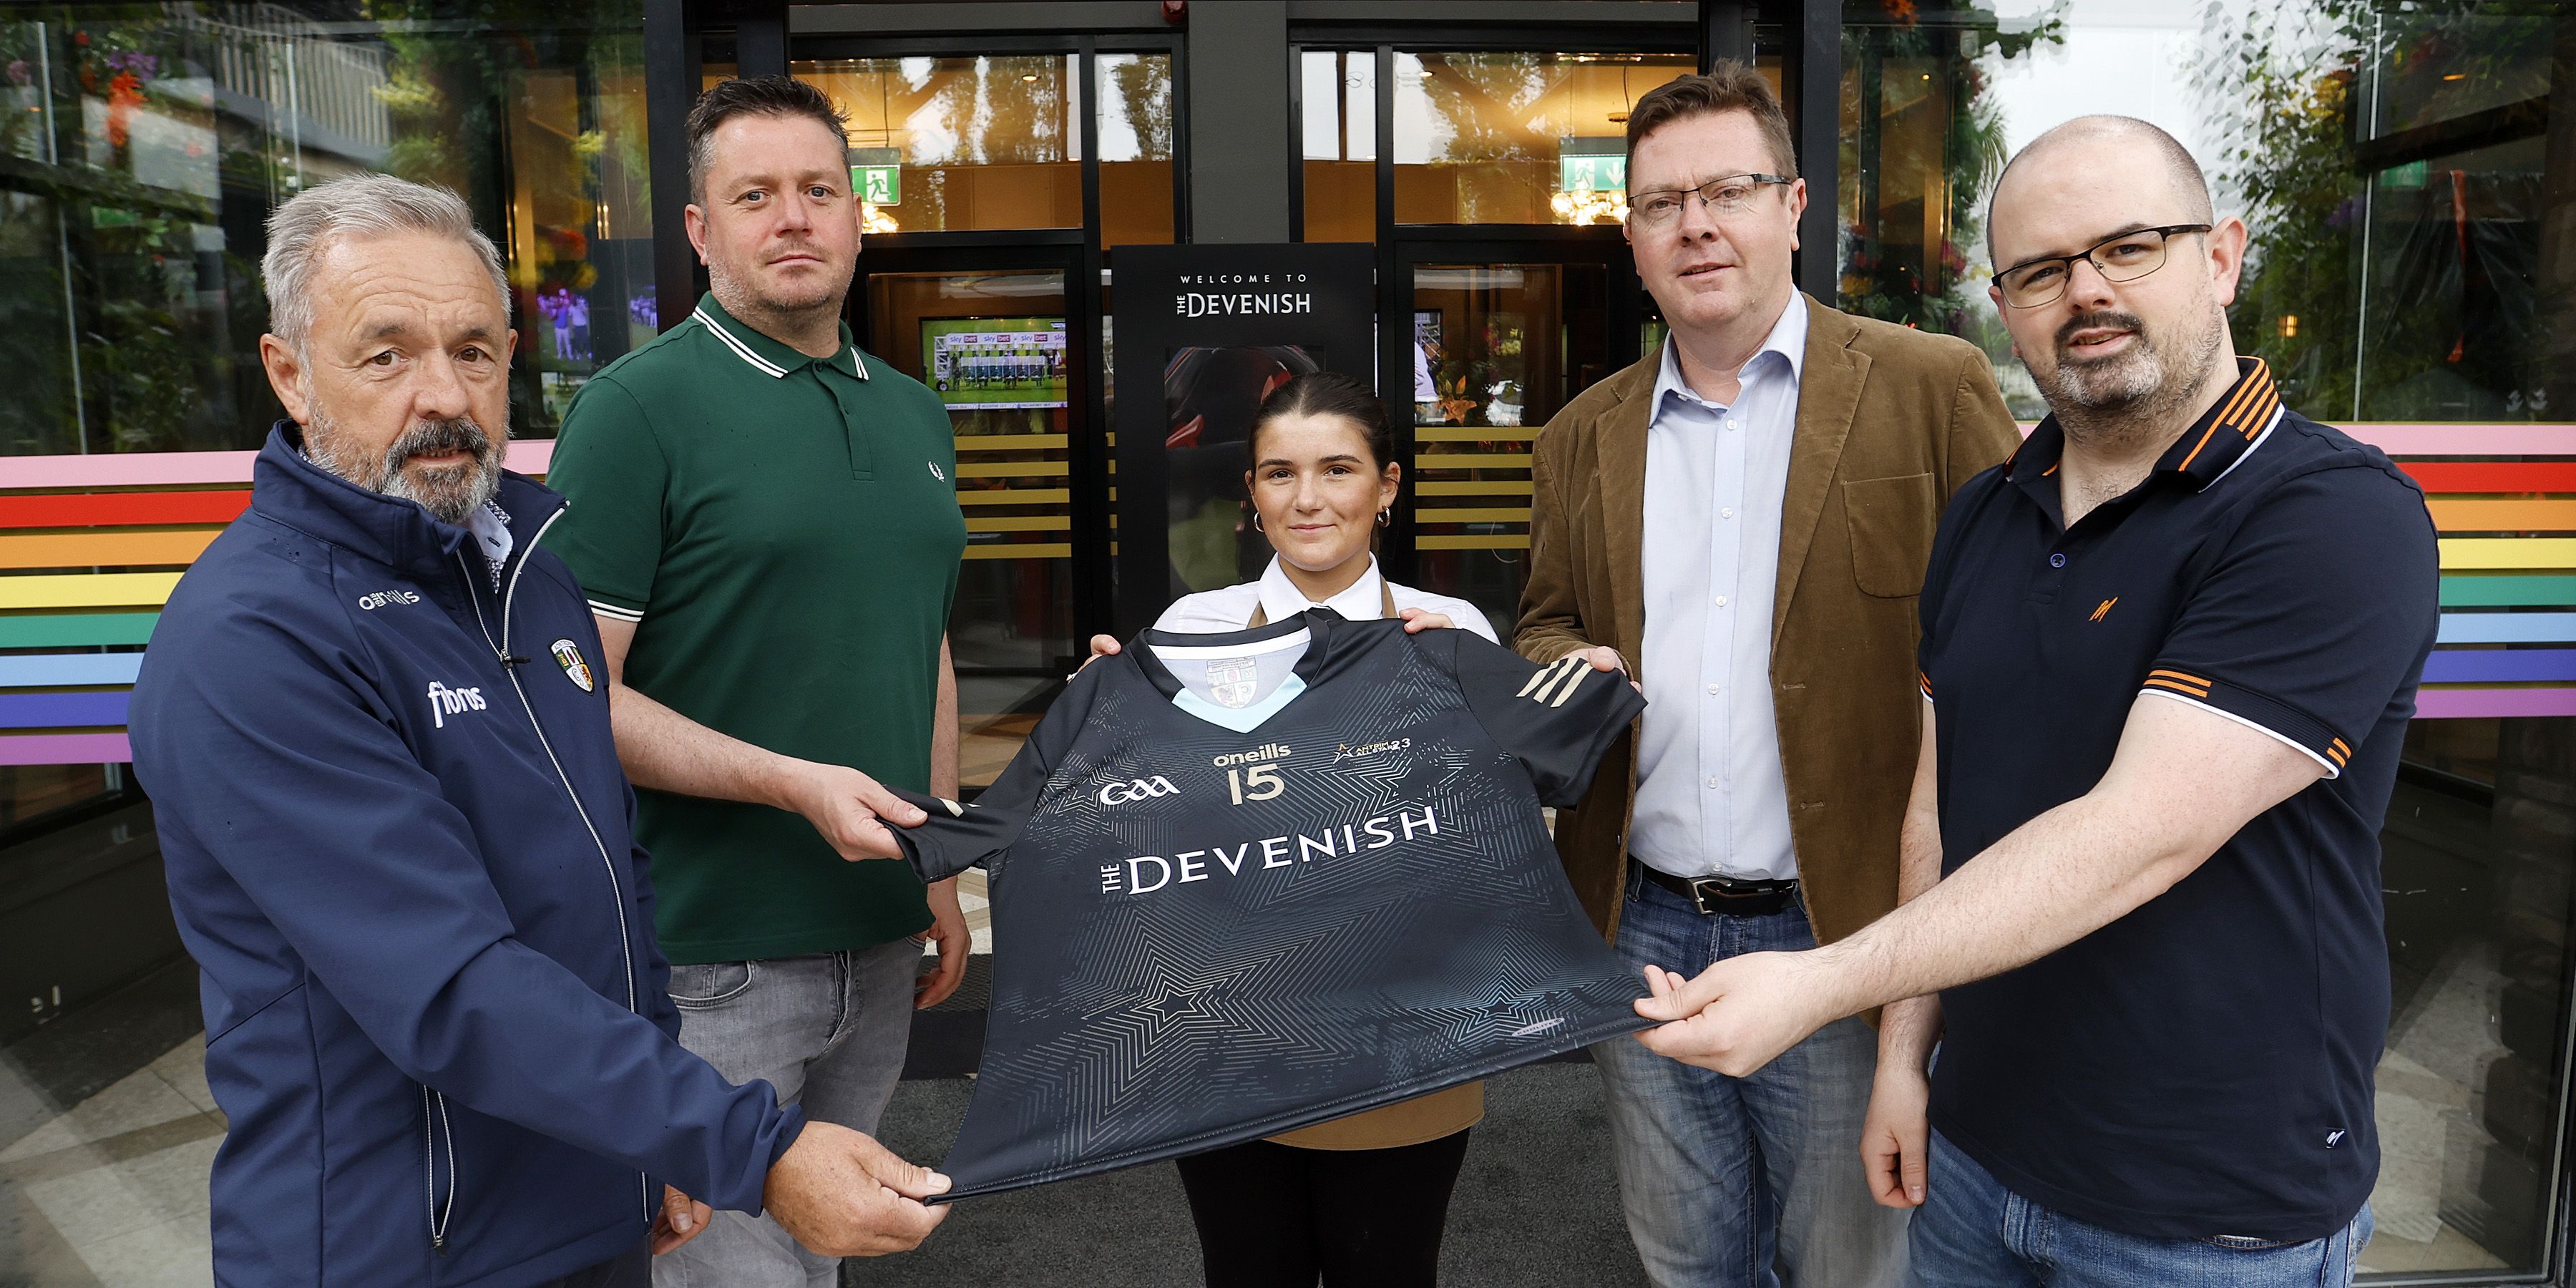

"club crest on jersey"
[551,638,596,693]
[1204,656,1259,708]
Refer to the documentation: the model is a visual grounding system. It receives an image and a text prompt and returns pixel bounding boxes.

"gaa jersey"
[890,609,1649,1199]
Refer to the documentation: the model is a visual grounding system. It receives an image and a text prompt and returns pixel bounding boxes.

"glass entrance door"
[1395,244,1643,635]
[859,260,1098,791]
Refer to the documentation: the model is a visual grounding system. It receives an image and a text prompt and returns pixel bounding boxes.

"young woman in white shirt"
[1087,371,1493,1287]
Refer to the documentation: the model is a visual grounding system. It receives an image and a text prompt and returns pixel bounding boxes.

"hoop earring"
[1376,508,1391,528]
[1252,512,1264,532]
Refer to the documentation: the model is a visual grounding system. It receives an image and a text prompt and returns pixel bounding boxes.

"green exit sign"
[1560,152,1625,194]
[849,146,902,205]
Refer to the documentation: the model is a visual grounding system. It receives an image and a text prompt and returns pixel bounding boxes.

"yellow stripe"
[961,543,1070,560]
[1418,507,1531,524]
[955,461,1069,479]
[0,530,222,570]
[2440,538,2576,570]
[956,488,1071,506]
[1419,535,1533,550]
[953,434,1068,452]
[965,515,1072,534]
[1416,480,1535,497]
[0,571,185,610]
[1416,454,1532,469]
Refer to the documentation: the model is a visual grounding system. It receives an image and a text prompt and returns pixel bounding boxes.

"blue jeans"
[1591,867,1907,1288]
[1909,1129,2372,1287]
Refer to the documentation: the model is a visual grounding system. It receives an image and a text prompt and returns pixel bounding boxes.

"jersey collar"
[1256,556,1386,625]
[1131,609,1341,706]
[690,291,869,381]
[2007,356,2283,494]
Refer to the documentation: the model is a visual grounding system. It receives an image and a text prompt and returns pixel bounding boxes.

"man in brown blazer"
[1515,67,2019,1287]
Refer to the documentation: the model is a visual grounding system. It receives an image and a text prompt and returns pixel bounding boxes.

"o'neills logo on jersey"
[426,680,487,729]
[1099,805,1442,897]
[1211,743,1291,768]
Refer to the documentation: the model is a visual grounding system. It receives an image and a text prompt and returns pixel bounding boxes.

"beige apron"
[1250,580,1485,1151]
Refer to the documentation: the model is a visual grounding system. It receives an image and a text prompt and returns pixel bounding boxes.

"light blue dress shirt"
[1629,294,1807,881]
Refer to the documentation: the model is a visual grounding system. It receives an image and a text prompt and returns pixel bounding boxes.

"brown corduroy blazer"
[1513,293,2022,949]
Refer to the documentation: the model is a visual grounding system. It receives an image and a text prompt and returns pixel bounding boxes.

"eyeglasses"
[1993,223,2212,308]
[1626,173,1795,231]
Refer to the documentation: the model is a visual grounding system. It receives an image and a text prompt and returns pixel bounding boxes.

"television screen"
[922,316,1070,410]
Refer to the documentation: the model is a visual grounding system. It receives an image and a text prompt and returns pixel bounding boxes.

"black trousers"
[1174,1130,1473,1288]
[531,1236,650,1288]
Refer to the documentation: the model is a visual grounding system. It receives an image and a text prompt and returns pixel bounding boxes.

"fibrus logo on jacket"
[129,426,801,1287]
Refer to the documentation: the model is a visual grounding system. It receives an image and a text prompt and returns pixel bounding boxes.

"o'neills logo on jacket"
[1099,805,1442,896]
[426,680,487,729]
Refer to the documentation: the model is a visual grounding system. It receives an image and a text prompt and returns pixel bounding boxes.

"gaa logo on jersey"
[1098,776,1181,806]
[551,638,597,693]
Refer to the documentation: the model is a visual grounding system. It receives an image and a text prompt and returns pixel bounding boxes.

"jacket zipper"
[454,516,652,1222]
[423,1085,455,1254]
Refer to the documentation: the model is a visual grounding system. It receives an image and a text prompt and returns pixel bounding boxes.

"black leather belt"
[1633,860,1799,918]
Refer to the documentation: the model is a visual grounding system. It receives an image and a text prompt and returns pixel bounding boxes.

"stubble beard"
[2032,298,2228,456]
[306,401,507,526]
[706,240,851,338]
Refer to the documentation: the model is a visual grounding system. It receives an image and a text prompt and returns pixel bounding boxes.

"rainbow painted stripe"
[6,424,2576,766]
[1,441,553,767]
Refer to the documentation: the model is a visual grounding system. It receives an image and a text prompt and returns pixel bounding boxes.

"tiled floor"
[0,1035,222,1288]
[0,912,2534,1284]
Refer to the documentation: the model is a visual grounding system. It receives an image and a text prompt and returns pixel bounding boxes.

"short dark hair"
[1624,64,1797,179]
[686,75,849,205]
[1248,372,1396,473]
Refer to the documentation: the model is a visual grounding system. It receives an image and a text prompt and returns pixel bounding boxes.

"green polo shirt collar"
[688,291,870,382]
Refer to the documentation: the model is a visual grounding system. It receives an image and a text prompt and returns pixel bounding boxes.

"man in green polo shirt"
[543,75,968,1286]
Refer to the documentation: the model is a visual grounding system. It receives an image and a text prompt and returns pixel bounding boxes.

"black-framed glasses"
[1994,223,2212,308]
[1626,173,1795,230]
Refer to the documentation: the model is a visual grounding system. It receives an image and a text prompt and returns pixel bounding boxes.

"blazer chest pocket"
[1843,472,1939,598]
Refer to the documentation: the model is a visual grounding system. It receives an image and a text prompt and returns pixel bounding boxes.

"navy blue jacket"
[130,426,804,1287]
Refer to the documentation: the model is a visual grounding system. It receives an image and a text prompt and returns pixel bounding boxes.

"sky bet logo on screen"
[1097,804,1444,897]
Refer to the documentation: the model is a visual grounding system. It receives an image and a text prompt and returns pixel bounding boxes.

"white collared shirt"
[1154,555,1498,643]
[1630,294,1807,881]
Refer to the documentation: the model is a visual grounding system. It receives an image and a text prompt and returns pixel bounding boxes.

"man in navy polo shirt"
[1624,116,2438,1284]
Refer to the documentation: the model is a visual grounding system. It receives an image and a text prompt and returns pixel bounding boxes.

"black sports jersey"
[891,610,1649,1199]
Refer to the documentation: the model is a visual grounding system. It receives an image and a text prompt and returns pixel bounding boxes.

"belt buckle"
[1685,877,1735,917]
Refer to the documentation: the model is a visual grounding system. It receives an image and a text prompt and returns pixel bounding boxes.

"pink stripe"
[2011,423,2576,456]
[2415,687,2576,719]
[4,441,557,489]
[2336,426,2576,457]
[0,732,132,766]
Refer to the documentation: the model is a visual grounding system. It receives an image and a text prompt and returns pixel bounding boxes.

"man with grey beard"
[1619,117,2439,1285]
[128,172,948,1288]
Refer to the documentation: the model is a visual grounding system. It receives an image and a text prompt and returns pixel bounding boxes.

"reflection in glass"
[868,270,1077,789]
[798,55,1080,235]
[1392,52,1699,226]
[1097,52,1174,246]
[0,1,655,451]
[1301,49,1375,242]
[1838,3,2576,1276]
[1409,263,1614,631]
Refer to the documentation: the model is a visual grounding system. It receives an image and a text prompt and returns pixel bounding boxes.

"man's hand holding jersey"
[763,1122,952,1256]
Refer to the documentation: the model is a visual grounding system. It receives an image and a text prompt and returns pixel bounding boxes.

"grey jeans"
[653,938,922,1288]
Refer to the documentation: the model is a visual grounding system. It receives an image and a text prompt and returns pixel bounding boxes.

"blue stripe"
[0,691,130,730]
[2438,613,2576,644]
[0,653,144,688]
[2423,649,2576,684]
